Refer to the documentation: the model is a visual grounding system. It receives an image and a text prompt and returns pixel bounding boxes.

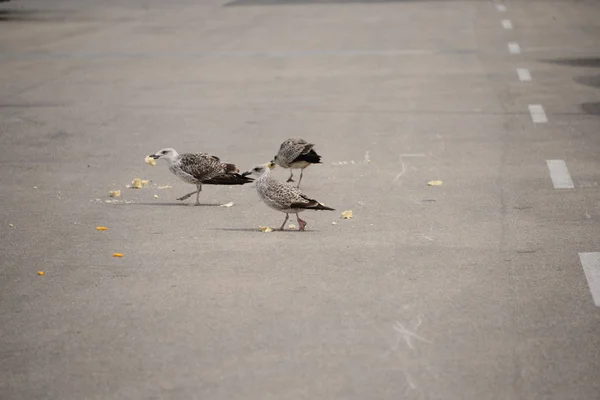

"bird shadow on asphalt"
[125,202,222,207]
[212,228,317,233]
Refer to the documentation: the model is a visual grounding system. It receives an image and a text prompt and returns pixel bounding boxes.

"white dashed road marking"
[529,104,547,123]
[546,160,574,189]
[508,42,521,54]
[517,68,532,81]
[578,253,600,307]
[496,4,507,12]
[502,20,513,30]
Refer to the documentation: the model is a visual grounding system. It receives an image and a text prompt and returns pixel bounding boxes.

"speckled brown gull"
[244,162,334,231]
[149,148,253,205]
[271,138,321,187]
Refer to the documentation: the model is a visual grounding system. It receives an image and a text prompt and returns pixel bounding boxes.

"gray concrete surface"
[1,0,600,399]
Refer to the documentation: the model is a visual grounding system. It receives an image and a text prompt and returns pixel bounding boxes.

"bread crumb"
[145,156,156,166]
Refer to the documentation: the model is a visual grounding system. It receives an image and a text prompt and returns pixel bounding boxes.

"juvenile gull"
[272,138,321,187]
[244,162,334,231]
[149,148,253,205]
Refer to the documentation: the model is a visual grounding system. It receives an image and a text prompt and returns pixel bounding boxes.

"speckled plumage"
[150,148,252,205]
[272,138,321,187]
[170,153,238,184]
[256,173,312,214]
[246,163,333,231]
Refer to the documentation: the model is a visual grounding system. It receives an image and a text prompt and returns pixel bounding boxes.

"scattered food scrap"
[153,194,159,199]
[332,221,338,225]
[96,226,108,231]
[259,226,273,233]
[157,185,172,189]
[144,155,156,166]
[131,178,143,189]
[341,210,353,219]
[220,202,234,207]
[9,223,14,227]
[109,190,121,197]
[37,271,44,276]
[288,224,297,229]
[427,180,443,186]
[112,253,123,257]
[130,179,149,189]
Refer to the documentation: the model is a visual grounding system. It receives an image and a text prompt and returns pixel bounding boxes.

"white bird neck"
[165,151,181,164]
[257,168,272,182]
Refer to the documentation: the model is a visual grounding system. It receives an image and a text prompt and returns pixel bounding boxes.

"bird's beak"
[149,154,160,159]
[241,170,252,177]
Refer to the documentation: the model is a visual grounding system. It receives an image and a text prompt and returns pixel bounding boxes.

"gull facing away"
[272,138,321,187]
[243,162,334,231]
[149,148,253,205]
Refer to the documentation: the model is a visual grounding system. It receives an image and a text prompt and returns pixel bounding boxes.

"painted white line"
[501,20,513,30]
[517,68,532,82]
[528,104,547,123]
[496,4,507,12]
[578,253,600,306]
[508,42,521,54]
[546,160,574,189]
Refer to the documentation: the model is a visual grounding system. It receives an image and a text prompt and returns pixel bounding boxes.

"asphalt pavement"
[1,0,599,399]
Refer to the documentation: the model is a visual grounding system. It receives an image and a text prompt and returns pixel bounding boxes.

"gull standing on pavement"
[149,148,253,205]
[243,162,334,231]
[272,138,322,187]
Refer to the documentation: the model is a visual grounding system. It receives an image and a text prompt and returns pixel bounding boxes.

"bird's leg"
[296,214,307,231]
[286,169,294,183]
[279,213,289,231]
[177,190,197,201]
[296,169,305,188]
[194,184,202,206]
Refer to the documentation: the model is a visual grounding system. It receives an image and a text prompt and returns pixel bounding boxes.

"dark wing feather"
[291,148,321,164]
[290,194,334,211]
[202,173,253,185]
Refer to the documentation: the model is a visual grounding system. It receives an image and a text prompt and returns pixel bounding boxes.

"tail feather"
[291,199,334,211]
[203,173,253,185]
[292,149,321,164]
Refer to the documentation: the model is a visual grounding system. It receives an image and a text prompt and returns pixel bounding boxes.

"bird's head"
[149,148,178,162]
[243,162,275,177]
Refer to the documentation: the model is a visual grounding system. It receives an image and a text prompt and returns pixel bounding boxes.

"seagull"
[243,162,334,231]
[149,148,253,205]
[272,138,321,187]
